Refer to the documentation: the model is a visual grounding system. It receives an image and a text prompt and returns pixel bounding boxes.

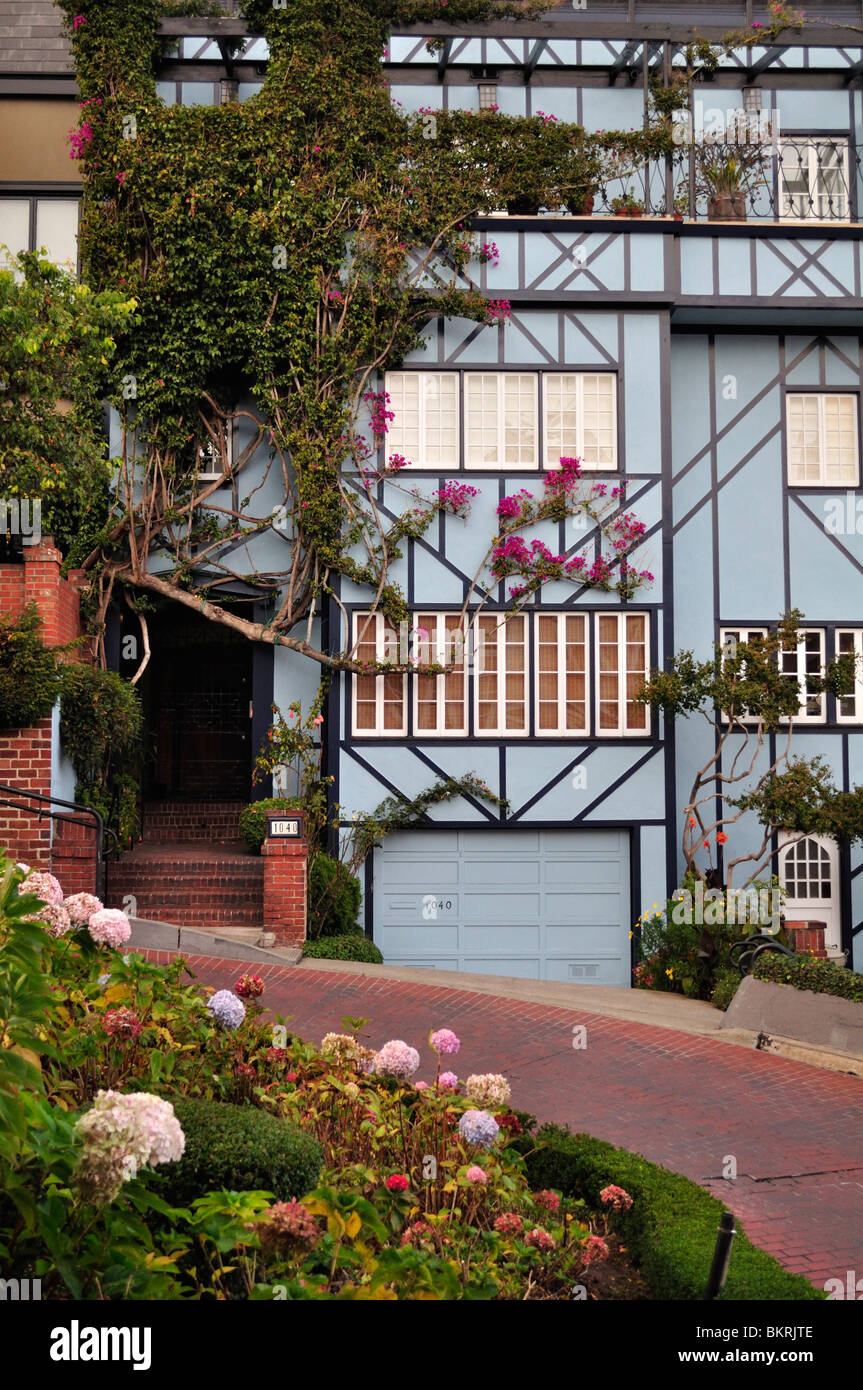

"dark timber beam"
[523,38,548,85]
[608,40,642,83]
[745,45,786,78]
[437,37,454,84]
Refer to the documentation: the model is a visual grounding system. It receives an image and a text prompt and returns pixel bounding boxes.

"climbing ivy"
[57,0,665,670]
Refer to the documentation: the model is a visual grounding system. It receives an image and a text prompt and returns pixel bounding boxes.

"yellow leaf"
[326,1213,346,1239]
[351,1286,397,1300]
[344,1211,362,1240]
[100,984,131,1005]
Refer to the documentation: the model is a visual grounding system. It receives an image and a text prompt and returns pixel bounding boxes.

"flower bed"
[0,853,818,1301]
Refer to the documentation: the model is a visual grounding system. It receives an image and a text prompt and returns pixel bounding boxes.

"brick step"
[141,801,246,843]
[106,835,265,932]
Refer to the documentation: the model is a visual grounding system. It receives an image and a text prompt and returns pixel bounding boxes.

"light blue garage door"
[373,828,631,985]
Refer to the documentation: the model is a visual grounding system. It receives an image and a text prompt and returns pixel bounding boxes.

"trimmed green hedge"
[308,853,362,939]
[160,1098,322,1207]
[752,952,863,1003]
[518,1125,823,1301]
[301,934,383,964]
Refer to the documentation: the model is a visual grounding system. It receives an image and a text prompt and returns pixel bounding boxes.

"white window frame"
[384,371,459,470]
[0,195,80,274]
[411,612,468,737]
[543,372,618,471]
[534,611,589,736]
[465,372,538,470]
[719,626,768,725]
[780,628,826,724]
[786,392,860,487]
[198,428,233,482]
[594,611,651,738]
[778,137,850,224]
[351,612,407,736]
[473,612,530,736]
[836,629,863,723]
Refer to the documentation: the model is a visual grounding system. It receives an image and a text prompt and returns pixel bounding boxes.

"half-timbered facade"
[3,1,863,980]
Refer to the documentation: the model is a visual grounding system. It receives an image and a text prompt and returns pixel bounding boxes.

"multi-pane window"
[778,139,850,223]
[596,613,650,736]
[836,630,863,722]
[475,613,529,734]
[385,372,459,469]
[383,370,619,471]
[780,629,826,722]
[781,836,833,901]
[786,393,859,486]
[719,627,768,723]
[544,374,617,470]
[535,613,589,735]
[466,374,537,468]
[351,610,650,737]
[413,614,468,736]
[0,196,80,273]
[352,613,407,735]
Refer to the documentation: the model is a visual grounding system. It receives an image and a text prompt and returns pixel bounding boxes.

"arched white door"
[778,833,841,956]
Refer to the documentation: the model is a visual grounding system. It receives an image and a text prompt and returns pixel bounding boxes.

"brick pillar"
[52,815,99,897]
[262,834,308,945]
[785,921,828,959]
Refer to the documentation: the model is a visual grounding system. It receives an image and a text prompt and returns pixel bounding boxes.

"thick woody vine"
[57,0,660,688]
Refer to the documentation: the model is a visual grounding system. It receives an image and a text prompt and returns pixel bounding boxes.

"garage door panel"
[382,925,460,952]
[462,860,541,886]
[463,925,542,951]
[545,891,626,925]
[380,859,460,889]
[374,829,631,985]
[463,892,542,923]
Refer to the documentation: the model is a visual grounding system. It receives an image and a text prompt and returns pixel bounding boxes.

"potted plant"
[611,190,644,218]
[696,142,767,222]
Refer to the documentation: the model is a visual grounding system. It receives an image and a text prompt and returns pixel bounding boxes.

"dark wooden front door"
[141,614,253,802]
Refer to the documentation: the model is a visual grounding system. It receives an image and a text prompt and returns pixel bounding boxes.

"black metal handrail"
[0,782,116,900]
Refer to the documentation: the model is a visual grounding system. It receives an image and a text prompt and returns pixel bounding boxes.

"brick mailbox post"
[261,812,308,946]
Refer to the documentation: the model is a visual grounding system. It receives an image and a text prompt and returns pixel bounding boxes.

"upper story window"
[351,609,649,739]
[780,628,826,723]
[536,612,589,735]
[778,138,850,223]
[383,370,618,471]
[352,612,407,736]
[0,196,80,274]
[836,630,863,723]
[386,372,459,470]
[786,393,859,487]
[476,613,529,735]
[596,612,650,737]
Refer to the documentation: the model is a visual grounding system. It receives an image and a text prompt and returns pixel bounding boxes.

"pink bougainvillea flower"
[72,14,87,29]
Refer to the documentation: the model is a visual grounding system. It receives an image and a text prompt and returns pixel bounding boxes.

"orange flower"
[716,831,728,845]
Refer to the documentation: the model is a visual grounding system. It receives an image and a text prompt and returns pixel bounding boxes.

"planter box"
[720,975,863,1058]
[708,191,747,221]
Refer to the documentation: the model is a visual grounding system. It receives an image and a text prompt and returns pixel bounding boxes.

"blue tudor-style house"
[2,1,863,983]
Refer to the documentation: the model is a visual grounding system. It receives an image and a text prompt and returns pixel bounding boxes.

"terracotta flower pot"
[708,191,747,222]
[570,194,594,216]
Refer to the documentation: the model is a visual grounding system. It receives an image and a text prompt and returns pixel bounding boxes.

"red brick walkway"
[138,950,863,1290]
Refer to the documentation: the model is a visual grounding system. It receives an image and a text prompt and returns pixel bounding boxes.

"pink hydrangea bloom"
[526,1228,556,1251]
[429,1028,460,1056]
[21,871,64,907]
[374,1039,420,1080]
[32,902,72,938]
[74,1089,184,1204]
[88,908,132,949]
[600,1184,633,1212]
[494,1212,523,1237]
[385,1173,410,1192]
[64,892,103,925]
[583,1235,610,1264]
[535,1189,561,1213]
[466,1165,488,1185]
[437,1071,459,1089]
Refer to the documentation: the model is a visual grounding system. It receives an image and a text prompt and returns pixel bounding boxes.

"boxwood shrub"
[159,1098,322,1207]
[301,934,383,964]
[518,1125,823,1301]
[308,852,362,939]
[751,952,863,1003]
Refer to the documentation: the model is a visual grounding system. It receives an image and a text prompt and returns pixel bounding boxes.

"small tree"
[639,611,863,890]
